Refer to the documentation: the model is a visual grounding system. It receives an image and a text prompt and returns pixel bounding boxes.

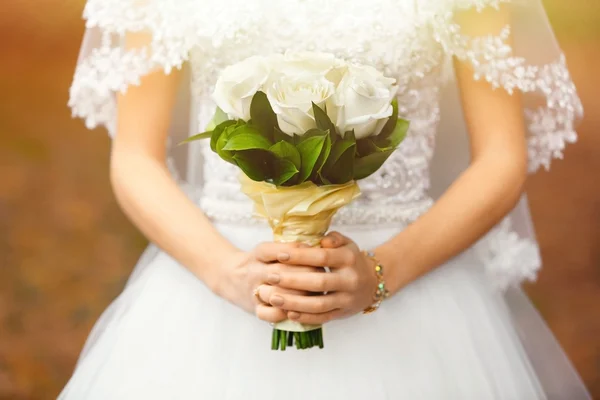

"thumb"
[320,231,350,248]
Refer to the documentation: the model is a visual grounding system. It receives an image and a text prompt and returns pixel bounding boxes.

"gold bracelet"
[362,250,390,314]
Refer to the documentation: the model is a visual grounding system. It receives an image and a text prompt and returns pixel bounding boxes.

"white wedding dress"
[60,0,591,399]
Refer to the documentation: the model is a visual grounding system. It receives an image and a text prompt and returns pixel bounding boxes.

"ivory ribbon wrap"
[240,175,361,332]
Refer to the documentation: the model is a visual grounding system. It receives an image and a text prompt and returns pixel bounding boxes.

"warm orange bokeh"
[1,1,599,399]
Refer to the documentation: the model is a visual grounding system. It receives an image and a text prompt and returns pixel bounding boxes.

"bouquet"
[184,51,409,350]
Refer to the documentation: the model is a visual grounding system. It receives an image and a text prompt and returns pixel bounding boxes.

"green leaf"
[292,133,302,146]
[215,121,246,163]
[214,107,229,125]
[356,137,388,157]
[272,159,299,186]
[250,91,279,141]
[210,120,237,152]
[386,118,410,148]
[312,131,332,182]
[353,149,395,180]
[216,138,235,164]
[232,149,274,182]
[205,107,230,131]
[343,130,356,142]
[328,139,356,166]
[320,175,332,185]
[312,102,337,138]
[299,128,328,141]
[343,130,358,158]
[297,134,327,183]
[372,100,409,149]
[357,131,403,157]
[222,128,272,151]
[273,127,292,144]
[356,138,369,157]
[377,99,399,141]
[179,130,213,145]
[269,141,301,169]
[322,138,356,184]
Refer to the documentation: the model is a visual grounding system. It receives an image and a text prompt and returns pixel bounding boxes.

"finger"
[255,304,287,323]
[258,263,321,286]
[256,284,276,304]
[254,242,301,263]
[270,263,321,274]
[256,284,305,304]
[287,310,344,325]
[282,247,355,268]
[269,292,347,313]
[275,271,349,293]
[320,231,350,249]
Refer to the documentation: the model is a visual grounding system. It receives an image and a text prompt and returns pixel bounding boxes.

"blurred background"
[0,0,599,399]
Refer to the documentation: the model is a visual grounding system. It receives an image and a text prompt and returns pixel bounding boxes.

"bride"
[60,0,591,399]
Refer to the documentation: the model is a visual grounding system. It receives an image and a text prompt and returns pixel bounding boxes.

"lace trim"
[473,218,542,291]
[196,192,434,228]
[433,2,584,173]
[83,0,266,47]
[525,56,581,171]
[68,30,193,135]
[70,46,140,134]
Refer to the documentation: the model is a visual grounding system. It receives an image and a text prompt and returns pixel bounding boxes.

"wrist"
[192,244,244,298]
[361,250,390,314]
[373,240,412,296]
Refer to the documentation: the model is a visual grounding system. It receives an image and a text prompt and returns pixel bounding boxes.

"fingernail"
[278,252,290,261]
[270,295,284,307]
[299,243,310,248]
[288,311,300,320]
[267,273,280,284]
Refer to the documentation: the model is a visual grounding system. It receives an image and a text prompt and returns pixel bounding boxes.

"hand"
[217,243,317,324]
[255,232,378,325]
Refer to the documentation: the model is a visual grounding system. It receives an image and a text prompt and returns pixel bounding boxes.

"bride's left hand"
[256,232,378,324]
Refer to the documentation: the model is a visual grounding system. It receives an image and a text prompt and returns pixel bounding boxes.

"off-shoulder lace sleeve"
[428,0,584,290]
[432,0,583,173]
[68,0,262,136]
[70,2,184,135]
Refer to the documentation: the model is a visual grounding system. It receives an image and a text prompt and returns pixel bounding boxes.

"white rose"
[212,56,271,121]
[266,74,336,136]
[272,51,347,84]
[333,64,398,139]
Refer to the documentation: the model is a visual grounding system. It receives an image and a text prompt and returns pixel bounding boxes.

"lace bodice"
[69,0,583,289]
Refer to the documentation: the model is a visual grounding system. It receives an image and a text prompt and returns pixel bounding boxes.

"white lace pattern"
[69,0,583,290]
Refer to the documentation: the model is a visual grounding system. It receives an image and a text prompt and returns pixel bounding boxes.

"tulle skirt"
[59,223,590,400]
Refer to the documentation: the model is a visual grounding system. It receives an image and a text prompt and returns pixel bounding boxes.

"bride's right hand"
[217,242,312,323]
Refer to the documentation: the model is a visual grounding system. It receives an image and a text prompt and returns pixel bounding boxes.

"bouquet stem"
[272,328,324,351]
[269,242,326,351]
